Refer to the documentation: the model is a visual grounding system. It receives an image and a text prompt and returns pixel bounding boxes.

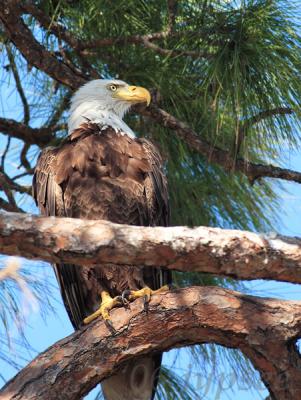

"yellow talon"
[128,285,169,302]
[83,291,121,325]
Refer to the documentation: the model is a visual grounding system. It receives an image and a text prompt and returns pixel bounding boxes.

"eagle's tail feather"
[102,355,161,400]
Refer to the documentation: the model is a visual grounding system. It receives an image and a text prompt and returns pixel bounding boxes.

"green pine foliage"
[38,0,301,231]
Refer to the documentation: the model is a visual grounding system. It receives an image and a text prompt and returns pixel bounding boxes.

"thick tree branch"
[0,117,59,146]
[0,212,301,284]
[0,1,86,89]
[1,287,301,400]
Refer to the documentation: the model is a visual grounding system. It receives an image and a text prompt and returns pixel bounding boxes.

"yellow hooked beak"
[113,85,151,106]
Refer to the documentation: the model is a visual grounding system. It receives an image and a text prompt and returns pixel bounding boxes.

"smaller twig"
[5,44,30,124]
[1,136,11,169]
[57,41,87,77]
[19,143,31,171]
[167,0,177,33]
[233,107,295,160]
[0,171,19,209]
[141,37,210,59]
[247,107,294,126]
[0,197,24,213]
[12,169,34,181]
[78,31,171,50]
[0,169,31,195]
[47,91,71,127]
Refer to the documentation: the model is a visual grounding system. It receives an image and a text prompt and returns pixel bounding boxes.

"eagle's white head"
[68,79,151,138]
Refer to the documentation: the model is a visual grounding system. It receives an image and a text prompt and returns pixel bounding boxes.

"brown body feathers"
[33,122,170,328]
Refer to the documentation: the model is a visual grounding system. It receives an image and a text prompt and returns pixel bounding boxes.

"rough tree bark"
[1,287,301,400]
[0,212,301,284]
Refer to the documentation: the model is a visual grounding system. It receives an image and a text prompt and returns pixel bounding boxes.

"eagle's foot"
[122,285,169,311]
[83,291,122,327]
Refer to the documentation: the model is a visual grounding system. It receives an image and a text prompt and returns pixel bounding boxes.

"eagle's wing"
[33,146,87,328]
[32,147,63,217]
[138,138,171,290]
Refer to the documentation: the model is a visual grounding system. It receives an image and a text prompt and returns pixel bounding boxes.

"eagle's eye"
[109,84,117,92]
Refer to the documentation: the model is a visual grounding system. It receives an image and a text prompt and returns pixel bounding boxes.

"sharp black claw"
[168,283,176,290]
[143,295,150,312]
[121,290,131,307]
[115,295,123,304]
[105,319,116,334]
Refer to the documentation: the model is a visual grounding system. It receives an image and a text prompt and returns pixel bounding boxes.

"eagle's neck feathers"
[68,99,135,138]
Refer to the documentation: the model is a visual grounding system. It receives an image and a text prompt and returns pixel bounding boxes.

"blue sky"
[1,22,301,400]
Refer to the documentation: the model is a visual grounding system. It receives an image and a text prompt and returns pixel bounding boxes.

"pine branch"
[137,37,209,59]
[21,1,81,49]
[0,1,86,89]
[246,107,294,127]
[142,105,301,184]
[46,91,72,128]
[0,170,29,212]
[1,286,301,400]
[167,0,177,33]
[0,169,31,195]
[23,1,206,59]
[21,0,101,79]
[5,44,30,124]
[77,32,171,50]
[1,212,301,284]
[0,198,23,213]
[0,117,58,146]
[1,137,11,169]
[19,143,31,171]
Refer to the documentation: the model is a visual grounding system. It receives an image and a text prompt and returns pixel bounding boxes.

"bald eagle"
[33,79,171,400]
